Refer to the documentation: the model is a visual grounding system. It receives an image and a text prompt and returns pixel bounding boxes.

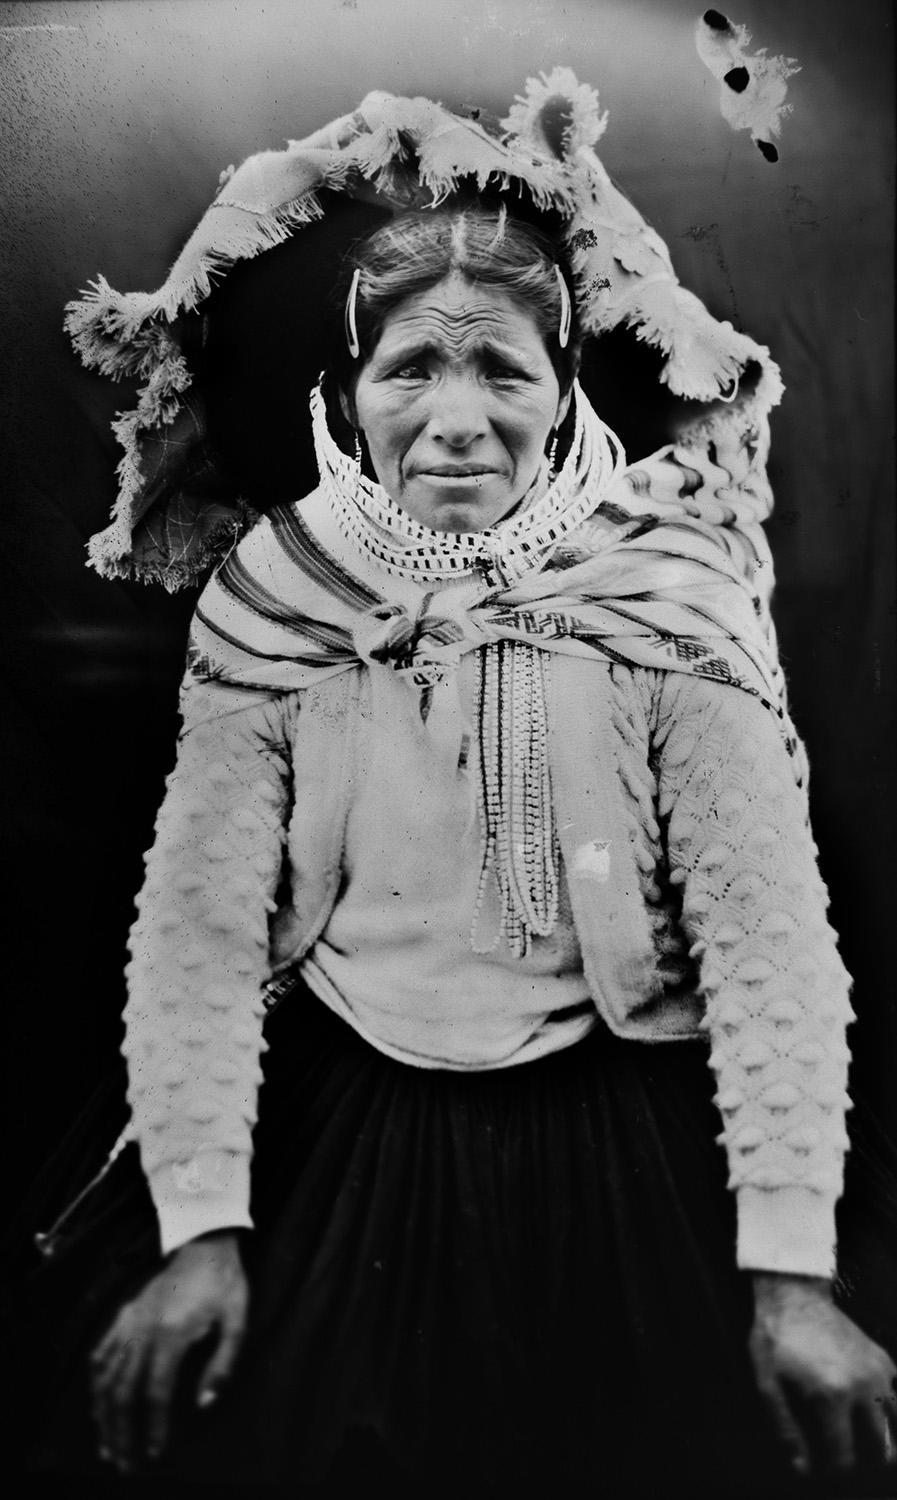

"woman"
[21,76,897,1495]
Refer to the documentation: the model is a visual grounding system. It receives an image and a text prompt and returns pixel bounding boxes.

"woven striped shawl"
[185,426,803,783]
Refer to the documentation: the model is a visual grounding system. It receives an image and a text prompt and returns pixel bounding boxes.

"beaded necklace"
[310,376,626,959]
[310,377,625,589]
[470,637,560,958]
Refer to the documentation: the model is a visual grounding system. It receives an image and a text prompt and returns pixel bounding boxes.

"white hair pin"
[345,267,361,359]
[555,264,571,349]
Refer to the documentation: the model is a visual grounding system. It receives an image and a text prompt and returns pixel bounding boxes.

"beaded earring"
[547,430,558,476]
[354,430,363,471]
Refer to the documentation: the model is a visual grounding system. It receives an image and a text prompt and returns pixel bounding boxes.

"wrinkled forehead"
[369,273,548,362]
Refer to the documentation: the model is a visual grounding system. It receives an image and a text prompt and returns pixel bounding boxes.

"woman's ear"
[555,388,572,429]
[338,387,357,429]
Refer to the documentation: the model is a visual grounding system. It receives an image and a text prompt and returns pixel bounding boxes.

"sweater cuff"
[148,1151,253,1256]
[736,1185,838,1279]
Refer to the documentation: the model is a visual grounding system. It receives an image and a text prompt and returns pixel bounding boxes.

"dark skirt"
[7,986,889,1499]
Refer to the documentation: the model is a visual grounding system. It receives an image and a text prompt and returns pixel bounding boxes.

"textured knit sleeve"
[652,673,854,1278]
[123,682,298,1256]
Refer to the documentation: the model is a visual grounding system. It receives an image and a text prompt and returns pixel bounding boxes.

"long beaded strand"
[471,639,559,959]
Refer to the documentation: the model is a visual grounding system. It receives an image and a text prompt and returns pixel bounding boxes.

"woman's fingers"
[91,1313,140,1467]
[854,1389,897,1469]
[145,1331,191,1460]
[90,1329,130,1464]
[108,1328,149,1472]
[809,1394,854,1473]
[756,1375,812,1476]
[88,1236,248,1468]
[196,1306,247,1408]
[749,1276,897,1481]
[91,1313,189,1470]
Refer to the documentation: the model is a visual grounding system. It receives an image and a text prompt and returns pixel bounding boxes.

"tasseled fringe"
[85,339,250,592]
[163,194,327,319]
[86,511,252,592]
[562,141,784,418]
[64,86,779,416]
[63,93,585,379]
[66,78,789,590]
[64,279,176,380]
[412,128,569,213]
[64,194,327,377]
[128,350,193,426]
[600,281,782,411]
[501,67,610,156]
[85,350,194,560]
[674,360,785,450]
[419,157,566,214]
[349,116,417,179]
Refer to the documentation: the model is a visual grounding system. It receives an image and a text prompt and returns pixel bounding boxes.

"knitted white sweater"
[123,661,853,1274]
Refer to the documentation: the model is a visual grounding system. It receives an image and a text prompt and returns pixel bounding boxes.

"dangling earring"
[555,265,571,350]
[547,430,558,478]
[345,268,361,360]
[354,430,363,471]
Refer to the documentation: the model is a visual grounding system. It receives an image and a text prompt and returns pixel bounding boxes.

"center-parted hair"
[332,204,582,396]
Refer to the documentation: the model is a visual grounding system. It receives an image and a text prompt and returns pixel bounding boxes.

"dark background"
[1,0,894,1208]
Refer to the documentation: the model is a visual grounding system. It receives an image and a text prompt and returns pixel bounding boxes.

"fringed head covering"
[65,69,783,591]
[66,70,803,959]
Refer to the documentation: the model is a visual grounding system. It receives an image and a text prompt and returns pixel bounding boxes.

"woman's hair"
[330,203,582,398]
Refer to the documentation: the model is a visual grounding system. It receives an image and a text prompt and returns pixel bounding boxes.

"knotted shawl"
[185,402,804,782]
[180,380,807,958]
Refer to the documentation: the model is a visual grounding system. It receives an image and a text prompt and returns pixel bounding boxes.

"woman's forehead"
[372,275,546,357]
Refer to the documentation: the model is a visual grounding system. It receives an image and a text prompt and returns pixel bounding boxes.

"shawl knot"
[351,594,483,687]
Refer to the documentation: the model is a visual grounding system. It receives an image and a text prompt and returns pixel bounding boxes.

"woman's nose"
[426,377,489,448]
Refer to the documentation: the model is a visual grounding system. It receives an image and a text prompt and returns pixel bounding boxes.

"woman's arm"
[653,671,852,1276]
[91,680,298,1471]
[123,680,298,1253]
[652,671,896,1473]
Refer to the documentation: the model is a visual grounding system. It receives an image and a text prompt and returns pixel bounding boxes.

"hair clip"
[555,264,571,350]
[345,267,361,359]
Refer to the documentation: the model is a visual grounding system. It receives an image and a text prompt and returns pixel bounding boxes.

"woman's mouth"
[418,465,499,479]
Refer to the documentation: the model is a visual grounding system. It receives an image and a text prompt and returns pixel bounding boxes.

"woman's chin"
[400,478,521,534]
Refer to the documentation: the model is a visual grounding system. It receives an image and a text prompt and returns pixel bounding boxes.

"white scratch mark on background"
[0,24,80,33]
[695,9,800,162]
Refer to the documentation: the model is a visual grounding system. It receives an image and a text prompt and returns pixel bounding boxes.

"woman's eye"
[487,365,525,382]
[392,363,428,380]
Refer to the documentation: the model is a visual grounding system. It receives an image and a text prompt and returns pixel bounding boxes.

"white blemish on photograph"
[571,839,612,882]
[695,9,800,162]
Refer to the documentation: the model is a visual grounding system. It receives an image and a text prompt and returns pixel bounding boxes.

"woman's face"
[343,274,570,533]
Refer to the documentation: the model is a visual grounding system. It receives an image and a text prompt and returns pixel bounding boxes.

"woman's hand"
[90,1229,249,1474]
[749,1272,897,1478]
